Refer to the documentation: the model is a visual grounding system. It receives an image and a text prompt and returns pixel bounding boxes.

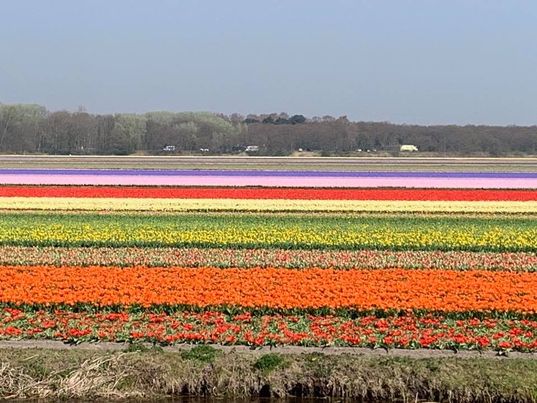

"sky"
[1,0,536,125]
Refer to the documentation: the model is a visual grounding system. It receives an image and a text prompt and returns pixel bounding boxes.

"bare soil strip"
[1,340,535,359]
[2,155,537,171]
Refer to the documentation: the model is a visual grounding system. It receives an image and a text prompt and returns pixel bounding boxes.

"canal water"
[12,399,352,403]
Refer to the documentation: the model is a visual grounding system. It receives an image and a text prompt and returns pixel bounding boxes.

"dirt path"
[1,340,536,360]
[2,155,537,171]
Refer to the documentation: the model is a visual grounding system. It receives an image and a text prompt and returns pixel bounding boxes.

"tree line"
[1,104,536,156]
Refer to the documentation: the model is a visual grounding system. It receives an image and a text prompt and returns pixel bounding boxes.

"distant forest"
[1,103,536,156]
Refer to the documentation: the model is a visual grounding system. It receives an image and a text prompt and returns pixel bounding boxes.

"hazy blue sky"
[1,0,536,125]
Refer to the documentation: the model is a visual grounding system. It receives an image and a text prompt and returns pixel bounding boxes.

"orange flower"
[0,265,535,313]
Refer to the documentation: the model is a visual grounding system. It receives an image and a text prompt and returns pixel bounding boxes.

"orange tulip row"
[1,265,535,313]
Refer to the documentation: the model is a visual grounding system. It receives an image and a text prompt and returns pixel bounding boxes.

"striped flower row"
[0,246,534,271]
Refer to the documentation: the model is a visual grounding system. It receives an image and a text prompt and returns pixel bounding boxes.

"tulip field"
[1,164,537,352]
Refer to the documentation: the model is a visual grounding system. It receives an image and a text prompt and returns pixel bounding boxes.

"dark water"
[12,399,339,403]
[13,399,341,403]
[157,399,335,403]
[167,399,337,402]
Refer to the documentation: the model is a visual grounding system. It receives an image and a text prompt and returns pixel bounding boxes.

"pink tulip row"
[1,174,537,188]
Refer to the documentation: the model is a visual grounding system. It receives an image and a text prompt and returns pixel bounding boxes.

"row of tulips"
[3,197,537,213]
[1,265,536,313]
[2,186,537,201]
[1,169,536,188]
[0,246,535,271]
[1,213,536,251]
[2,307,536,351]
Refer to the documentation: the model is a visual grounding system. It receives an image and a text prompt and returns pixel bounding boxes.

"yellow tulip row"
[2,220,536,251]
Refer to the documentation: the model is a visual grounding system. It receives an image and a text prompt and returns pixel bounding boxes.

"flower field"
[0,166,536,352]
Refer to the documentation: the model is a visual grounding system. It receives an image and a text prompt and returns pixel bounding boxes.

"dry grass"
[0,347,537,401]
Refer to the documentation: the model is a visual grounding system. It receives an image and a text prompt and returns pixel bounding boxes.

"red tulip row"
[2,185,537,201]
[2,307,536,351]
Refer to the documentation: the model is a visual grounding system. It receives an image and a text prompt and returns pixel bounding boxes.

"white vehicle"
[245,145,259,152]
[400,144,419,152]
